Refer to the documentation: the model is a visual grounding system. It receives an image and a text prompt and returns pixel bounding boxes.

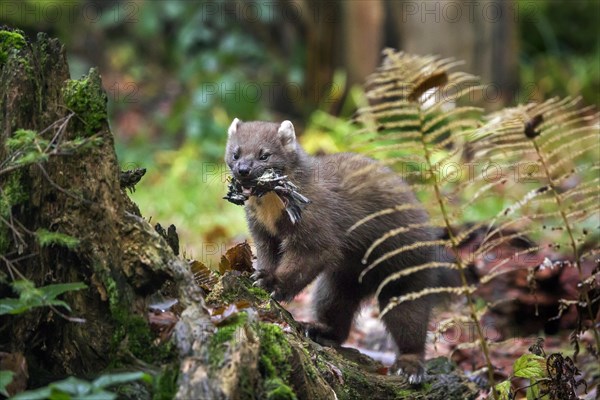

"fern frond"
[545,131,599,161]
[468,96,600,350]
[423,106,482,130]
[375,261,457,299]
[474,226,540,255]
[380,286,476,318]
[363,222,438,261]
[359,239,448,281]
[349,49,598,387]
[351,50,500,385]
[346,203,427,234]
[540,124,598,151]
[452,177,510,218]
[549,147,600,175]
[361,141,430,157]
[479,247,542,284]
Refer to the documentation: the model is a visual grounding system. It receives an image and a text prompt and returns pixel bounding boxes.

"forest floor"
[284,247,599,399]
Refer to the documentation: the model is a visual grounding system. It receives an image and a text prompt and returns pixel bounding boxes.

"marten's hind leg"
[379,288,432,384]
[303,271,362,345]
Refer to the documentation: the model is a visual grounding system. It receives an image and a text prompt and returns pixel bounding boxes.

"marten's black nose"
[238,165,250,176]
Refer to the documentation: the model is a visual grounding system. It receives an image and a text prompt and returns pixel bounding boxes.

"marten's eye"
[233,149,240,160]
[259,152,271,161]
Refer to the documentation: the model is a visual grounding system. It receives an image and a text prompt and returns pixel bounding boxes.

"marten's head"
[225,119,300,186]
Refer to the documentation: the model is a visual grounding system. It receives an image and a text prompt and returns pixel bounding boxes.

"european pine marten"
[225,119,453,383]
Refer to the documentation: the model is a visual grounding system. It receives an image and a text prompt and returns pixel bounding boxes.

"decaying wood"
[0,28,478,399]
[0,26,186,389]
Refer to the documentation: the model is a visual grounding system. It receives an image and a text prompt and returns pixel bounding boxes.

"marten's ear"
[278,120,296,150]
[228,118,241,137]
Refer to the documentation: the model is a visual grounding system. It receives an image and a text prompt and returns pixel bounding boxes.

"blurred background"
[1,0,598,266]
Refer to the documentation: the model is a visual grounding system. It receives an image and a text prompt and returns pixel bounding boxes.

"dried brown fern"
[351,49,599,397]
[469,98,600,352]
[350,49,497,393]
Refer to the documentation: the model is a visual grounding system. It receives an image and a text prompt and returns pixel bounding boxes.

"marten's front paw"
[251,269,276,291]
[391,354,426,385]
[251,270,284,300]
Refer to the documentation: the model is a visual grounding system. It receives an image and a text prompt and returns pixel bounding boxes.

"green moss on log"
[208,312,249,369]
[111,314,174,364]
[258,323,297,400]
[0,28,26,66]
[62,68,107,135]
[97,271,175,365]
[0,171,27,253]
[153,365,179,400]
[247,285,270,301]
[205,273,271,305]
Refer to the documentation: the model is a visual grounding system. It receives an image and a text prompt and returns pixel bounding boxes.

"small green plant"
[35,229,80,249]
[4,129,50,170]
[0,370,14,397]
[494,339,586,400]
[0,280,86,316]
[1,123,103,178]
[495,353,546,399]
[10,372,151,400]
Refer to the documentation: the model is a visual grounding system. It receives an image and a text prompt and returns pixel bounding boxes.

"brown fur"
[225,120,452,382]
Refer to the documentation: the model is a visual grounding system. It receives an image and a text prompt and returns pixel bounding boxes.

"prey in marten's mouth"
[223,168,311,224]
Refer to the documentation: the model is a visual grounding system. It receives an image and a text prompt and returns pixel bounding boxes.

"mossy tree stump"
[0,28,478,399]
[0,27,188,393]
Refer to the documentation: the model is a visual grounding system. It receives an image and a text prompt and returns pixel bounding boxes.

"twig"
[36,163,92,205]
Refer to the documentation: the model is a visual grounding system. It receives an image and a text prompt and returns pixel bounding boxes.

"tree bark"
[0,26,186,388]
[391,0,519,109]
[0,28,478,399]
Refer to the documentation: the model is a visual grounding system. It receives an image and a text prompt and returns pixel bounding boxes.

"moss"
[103,272,124,318]
[208,312,248,369]
[337,369,363,400]
[203,280,229,304]
[0,171,26,215]
[257,323,297,400]
[0,171,26,254]
[334,363,418,400]
[336,365,378,400]
[247,285,270,301]
[394,388,414,397]
[208,317,297,398]
[298,346,318,380]
[35,228,80,249]
[100,271,175,365]
[237,366,255,398]
[111,313,173,364]
[0,226,8,261]
[62,68,107,135]
[264,377,296,400]
[258,323,291,376]
[152,365,178,400]
[205,274,270,305]
[0,28,26,66]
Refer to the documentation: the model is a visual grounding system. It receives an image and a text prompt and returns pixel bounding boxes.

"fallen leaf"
[219,242,253,274]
